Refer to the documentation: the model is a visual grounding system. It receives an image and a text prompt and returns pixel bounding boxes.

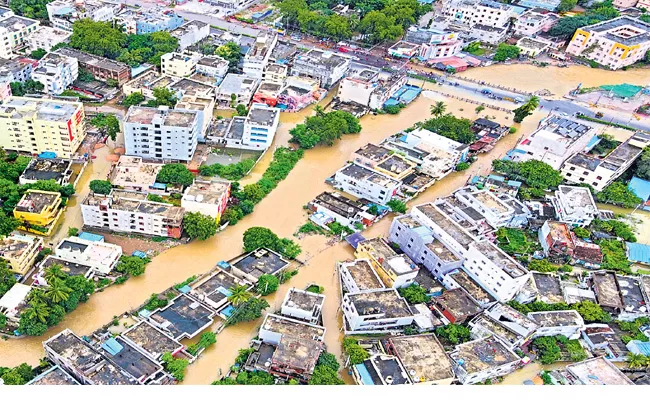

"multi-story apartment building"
[160,52,201,78]
[405,27,464,61]
[337,64,408,110]
[566,17,650,70]
[469,24,509,45]
[528,310,585,339]
[14,190,64,235]
[561,133,650,190]
[243,32,278,80]
[181,179,231,223]
[195,55,229,81]
[32,52,78,95]
[333,163,401,205]
[216,73,260,106]
[81,190,184,238]
[124,106,200,162]
[342,289,414,333]
[241,103,281,149]
[0,57,34,83]
[509,115,596,169]
[263,63,287,85]
[450,336,521,385]
[171,20,210,51]
[40,236,122,278]
[115,7,184,35]
[513,10,555,37]
[451,186,531,229]
[355,237,419,289]
[0,233,42,276]
[291,49,351,88]
[56,48,131,86]
[47,0,119,31]
[442,0,514,28]
[550,185,599,227]
[28,26,71,52]
[0,97,86,158]
[517,0,560,11]
[0,9,40,58]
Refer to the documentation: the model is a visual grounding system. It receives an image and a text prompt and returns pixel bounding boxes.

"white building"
[550,185,599,227]
[195,55,229,81]
[280,288,325,325]
[449,336,521,385]
[469,303,539,349]
[338,259,386,294]
[171,20,210,51]
[517,36,553,57]
[404,28,464,61]
[509,115,596,169]
[124,106,200,162]
[46,0,119,31]
[180,179,230,222]
[45,236,122,276]
[241,103,280,149]
[442,0,514,28]
[216,73,260,106]
[342,289,414,333]
[565,357,634,385]
[243,32,278,80]
[561,133,650,190]
[333,163,401,205]
[528,310,585,339]
[32,52,78,95]
[28,26,71,52]
[0,9,40,59]
[160,52,201,78]
[291,49,351,88]
[513,10,554,37]
[263,63,287,85]
[81,190,185,238]
[0,283,32,322]
[337,64,408,110]
[451,186,531,229]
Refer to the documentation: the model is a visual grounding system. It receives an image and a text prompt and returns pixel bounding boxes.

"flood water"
[1,64,647,384]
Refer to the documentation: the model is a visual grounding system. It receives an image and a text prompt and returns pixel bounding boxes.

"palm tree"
[523,96,540,112]
[23,300,50,324]
[228,284,252,306]
[627,353,649,368]
[44,279,72,304]
[430,101,446,118]
[44,264,66,284]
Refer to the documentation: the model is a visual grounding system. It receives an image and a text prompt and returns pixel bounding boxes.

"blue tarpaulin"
[101,337,124,356]
[626,242,650,265]
[39,152,57,159]
[217,261,230,269]
[629,176,650,202]
[215,286,232,297]
[346,233,366,249]
[132,251,147,259]
[79,232,104,242]
[178,285,191,294]
[628,340,650,356]
[220,305,235,318]
[354,363,374,385]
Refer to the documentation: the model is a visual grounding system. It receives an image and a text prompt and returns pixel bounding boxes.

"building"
[565,357,634,385]
[451,186,530,229]
[469,24,509,45]
[388,41,420,58]
[123,70,179,98]
[263,63,287,85]
[216,73,260,106]
[352,354,410,385]
[0,233,42,276]
[443,268,497,307]
[0,57,34,83]
[49,235,122,276]
[532,272,564,303]
[227,248,290,283]
[405,27,464,61]
[0,97,85,158]
[108,156,163,194]
[339,259,386,294]
[190,268,252,312]
[148,294,216,340]
[181,179,230,223]
[124,106,200,162]
[115,7,184,35]
[171,20,210,51]
[28,26,71,52]
[449,336,521,385]
[27,365,80,385]
[442,0,515,28]
[205,0,257,13]
[47,0,119,31]
[81,190,184,238]
[342,288,414,333]
[308,191,378,230]
[240,103,280,149]
[0,283,32,322]
[20,158,74,186]
[509,115,596,169]
[160,52,201,78]
[517,36,553,57]
[561,133,650,190]
[383,334,455,385]
[582,324,628,361]
[243,32,278,80]
[291,49,351,88]
[513,10,555,36]
[539,220,575,258]
[56,48,131,86]
[333,163,401,205]
[14,190,64,236]
[121,320,184,361]
[469,303,539,349]
[98,335,168,385]
[566,17,650,70]
[355,237,419,289]
[195,55,229,81]
[280,288,325,325]
[432,288,482,324]
[31,51,78,95]
[550,185,598,227]
[528,310,585,339]
[517,0,561,11]
[0,9,40,59]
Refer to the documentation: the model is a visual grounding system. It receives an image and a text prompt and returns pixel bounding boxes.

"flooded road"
[1,63,647,384]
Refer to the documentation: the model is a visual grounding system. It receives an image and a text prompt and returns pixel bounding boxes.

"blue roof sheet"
[629,177,650,201]
[78,232,104,242]
[354,363,375,385]
[626,242,650,264]
[628,340,650,356]
[346,233,366,249]
[101,337,124,356]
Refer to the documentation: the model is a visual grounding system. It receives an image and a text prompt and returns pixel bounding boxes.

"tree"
[89,180,112,195]
[216,42,243,71]
[627,353,650,369]
[421,114,476,144]
[116,255,150,277]
[289,110,361,149]
[533,336,562,364]
[227,284,252,306]
[342,337,370,364]
[242,183,266,203]
[29,48,47,60]
[44,279,73,303]
[147,87,178,108]
[430,101,447,118]
[398,284,428,304]
[10,80,44,96]
[156,164,194,187]
[387,199,407,213]
[183,212,218,241]
[512,96,540,123]
[572,300,611,323]
[493,43,521,61]
[161,352,189,382]
[122,92,145,107]
[308,365,345,385]
[557,0,577,11]
[10,0,49,19]
[527,259,558,273]
[596,181,642,209]
[89,113,120,141]
[435,324,471,345]
[69,19,127,59]
[243,227,280,253]
[492,159,562,190]
[317,352,340,371]
[0,260,17,298]
[256,274,280,296]
[226,298,270,326]
[475,105,485,114]
[235,104,248,116]
[456,162,470,171]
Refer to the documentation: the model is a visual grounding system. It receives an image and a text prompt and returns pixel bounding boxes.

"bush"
[161,352,189,382]
[397,284,428,304]
[527,259,558,273]
[156,164,194,187]
[89,180,112,195]
[67,227,79,237]
[183,212,218,241]
[435,324,471,345]
[342,337,369,364]
[456,162,470,171]
[243,227,302,260]
[143,294,168,311]
[596,182,642,209]
[256,274,279,296]
[289,108,361,148]
[226,298,269,326]
[386,199,407,213]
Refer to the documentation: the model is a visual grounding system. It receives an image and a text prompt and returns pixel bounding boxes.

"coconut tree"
[44,264,66,284]
[430,101,446,118]
[22,299,50,324]
[44,279,72,304]
[627,353,650,368]
[228,284,252,306]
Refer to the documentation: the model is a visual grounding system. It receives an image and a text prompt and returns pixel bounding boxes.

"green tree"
[89,113,120,141]
[627,353,650,368]
[44,278,73,303]
[596,181,642,209]
[0,260,17,298]
[216,42,243,72]
[435,324,471,345]
[572,226,590,239]
[116,255,150,277]
[10,0,49,19]
[397,284,428,304]
[421,114,476,144]
[317,352,340,371]
[557,0,577,11]
[572,300,611,323]
[387,199,407,213]
[147,87,178,108]
[533,336,562,364]
[10,80,44,96]
[89,180,112,195]
[430,101,447,118]
[456,162,470,171]
[243,227,280,252]
[512,96,540,123]
[156,164,194,187]
[289,109,361,148]
[226,297,270,326]
[69,19,127,59]
[161,352,189,382]
[309,365,345,385]
[342,337,370,364]
[29,48,47,60]
[242,183,266,203]
[256,274,279,296]
[527,259,558,273]
[183,212,218,241]
[122,92,145,107]
[227,284,252,306]
[493,43,521,62]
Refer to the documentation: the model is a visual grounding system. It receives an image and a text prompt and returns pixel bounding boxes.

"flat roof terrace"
[313,191,364,218]
[343,259,385,291]
[359,237,398,262]
[339,163,399,189]
[528,310,583,327]
[0,234,39,260]
[377,154,413,175]
[0,97,81,123]
[593,272,623,309]
[533,272,564,303]
[415,203,475,247]
[434,288,482,321]
[42,255,93,277]
[15,190,59,214]
[472,241,527,278]
[21,158,72,182]
[388,334,454,383]
[348,289,412,318]
[122,321,183,359]
[449,269,495,304]
[284,288,324,313]
[230,248,289,279]
[184,180,230,205]
[192,269,249,305]
[110,156,162,188]
[354,143,391,163]
[451,336,520,375]
[566,357,633,385]
[101,337,161,382]
[248,106,279,126]
[28,366,79,385]
[262,313,325,341]
[149,294,215,340]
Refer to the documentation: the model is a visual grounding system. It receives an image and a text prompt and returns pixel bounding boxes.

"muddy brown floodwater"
[1,64,648,384]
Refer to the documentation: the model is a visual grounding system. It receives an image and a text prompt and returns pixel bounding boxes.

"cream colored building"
[0,97,86,158]
[0,9,40,59]
[160,52,201,78]
[0,233,43,276]
[566,16,650,70]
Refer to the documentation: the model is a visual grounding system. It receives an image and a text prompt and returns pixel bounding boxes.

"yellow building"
[13,190,64,236]
[0,233,43,276]
[0,97,86,158]
[355,237,419,288]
